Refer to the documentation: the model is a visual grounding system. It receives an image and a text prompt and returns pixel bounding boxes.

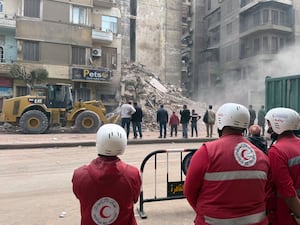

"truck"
[265,75,300,113]
[0,83,120,134]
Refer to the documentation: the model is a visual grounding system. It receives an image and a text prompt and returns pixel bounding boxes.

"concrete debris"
[120,62,207,131]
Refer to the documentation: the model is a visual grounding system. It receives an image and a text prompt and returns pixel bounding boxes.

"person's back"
[247,124,268,153]
[157,106,168,123]
[72,124,141,225]
[265,108,300,225]
[184,103,270,225]
[132,104,142,122]
[73,157,140,225]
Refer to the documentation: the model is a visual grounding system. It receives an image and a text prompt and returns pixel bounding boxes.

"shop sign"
[0,87,13,97]
[72,68,111,82]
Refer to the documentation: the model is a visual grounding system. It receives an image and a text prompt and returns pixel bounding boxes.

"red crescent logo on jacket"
[234,142,257,167]
[91,197,119,225]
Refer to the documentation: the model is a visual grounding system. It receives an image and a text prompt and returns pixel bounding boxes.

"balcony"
[0,14,16,29]
[240,0,292,14]
[93,0,115,8]
[240,23,292,38]
[92,29,113,43]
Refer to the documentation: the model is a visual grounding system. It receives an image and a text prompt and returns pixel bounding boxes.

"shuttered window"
[23,41,39,61]
[24,0,40,18]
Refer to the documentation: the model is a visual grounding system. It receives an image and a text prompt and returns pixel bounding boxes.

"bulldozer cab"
[45,84,74,110]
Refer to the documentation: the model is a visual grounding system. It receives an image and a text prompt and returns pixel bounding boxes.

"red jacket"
[184,133,270,225]
[169,114,179,126]
[72,157,141,225]
[267,133,300,225]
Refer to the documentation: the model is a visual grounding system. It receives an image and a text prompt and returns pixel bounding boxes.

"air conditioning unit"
[92,48,102,57]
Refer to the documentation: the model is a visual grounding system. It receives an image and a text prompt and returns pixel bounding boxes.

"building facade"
[190,0,299,107]
[0,0,122,112]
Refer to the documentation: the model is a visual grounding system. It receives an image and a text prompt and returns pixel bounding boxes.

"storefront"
[0,77,13,111]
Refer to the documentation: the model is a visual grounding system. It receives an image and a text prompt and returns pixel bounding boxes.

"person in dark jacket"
[180,105,191,138]
[247,124,268,154]
[190,109,201,137]
[156,104,169,138]
[131,102,143,139]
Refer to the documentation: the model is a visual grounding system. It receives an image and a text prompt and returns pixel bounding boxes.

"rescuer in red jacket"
[265,107,300,225]
[184,103,271,225]
[72,124,142,225]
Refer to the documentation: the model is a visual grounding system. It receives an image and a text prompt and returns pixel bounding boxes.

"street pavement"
[0,129,217,149]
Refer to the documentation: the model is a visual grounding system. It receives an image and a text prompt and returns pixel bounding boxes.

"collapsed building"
[119,62,207,131]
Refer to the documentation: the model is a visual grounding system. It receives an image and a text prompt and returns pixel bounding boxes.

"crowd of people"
[118,101,219,139]
[72,102,300,225]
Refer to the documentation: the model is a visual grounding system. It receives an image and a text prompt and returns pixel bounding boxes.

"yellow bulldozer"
[0,83,120,134]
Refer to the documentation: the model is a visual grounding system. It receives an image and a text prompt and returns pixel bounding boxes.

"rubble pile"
[120,62,206,131]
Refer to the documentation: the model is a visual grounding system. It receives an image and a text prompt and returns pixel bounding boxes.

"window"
[226,22,232,35]
[23,41,39,61]
[280,11,285,25]
[279,38,284,49]
[226,45,232,61]
[0,47,3,62]
[271,36,278,53]
[253,12,260,26]
[253,38,260,55]
[72,6,87,25]
[272,10,278,25]
[263,9,269,24]
[24,0,40,18]
[101,47,117,69]
[263,36,268,52]
[208,0,211,10]
[16,86,28,96]
[0,1,3,13]
[72,46,86,65]
[101,16,118,33]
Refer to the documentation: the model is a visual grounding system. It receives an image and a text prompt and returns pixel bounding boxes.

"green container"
[265,75,300,113]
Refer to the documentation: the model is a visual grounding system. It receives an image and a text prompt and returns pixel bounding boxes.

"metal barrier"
[137,148,197,219]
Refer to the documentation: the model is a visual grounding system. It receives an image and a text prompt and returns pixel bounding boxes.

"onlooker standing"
[156,104,168,138]
[204,105,215,137]
[72,124,142,225]
[247,124,268,154]
[248,104,256,127]
[131,102,143,139]
[190,109,201,137]
[120,101,136,138]
[257,105,266,136]
[169,111,180,137]
[180,105,191,138]
[184,103,270,225]
[265,107,300,225]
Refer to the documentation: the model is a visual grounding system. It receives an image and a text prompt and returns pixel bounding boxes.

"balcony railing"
[0,15,16,29]
[92,29,113,43]
[93,0,115,8]
[240,0,292,12]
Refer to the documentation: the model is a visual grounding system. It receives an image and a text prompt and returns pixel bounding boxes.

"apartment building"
[190,0,298,106]
[0,0,122,111]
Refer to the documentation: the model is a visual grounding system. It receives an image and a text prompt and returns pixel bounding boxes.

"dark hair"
[209,105,212,109]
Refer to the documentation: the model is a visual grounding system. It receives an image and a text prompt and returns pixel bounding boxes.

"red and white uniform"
[72,156,141,225]
[267,133,300,225]
[184,133,271,225]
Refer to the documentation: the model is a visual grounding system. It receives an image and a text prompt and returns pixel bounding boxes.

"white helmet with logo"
[265,107,300,135]
[216,103,250,130]
[96,124,127,156]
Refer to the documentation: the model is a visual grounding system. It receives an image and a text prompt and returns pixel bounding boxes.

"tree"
[9,64,49,92]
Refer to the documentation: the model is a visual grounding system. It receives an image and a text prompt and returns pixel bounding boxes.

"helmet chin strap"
[267,127,278,146]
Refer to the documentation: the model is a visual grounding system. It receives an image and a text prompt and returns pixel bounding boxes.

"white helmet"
[265,107,300,135]
[96,124,127,156]
[216,103,250,130]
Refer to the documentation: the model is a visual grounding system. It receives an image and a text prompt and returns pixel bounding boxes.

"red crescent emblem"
[99,205,110,218]
[241,149,249,160]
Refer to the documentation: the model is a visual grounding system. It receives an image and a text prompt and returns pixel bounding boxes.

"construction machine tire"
[19,110,49,134]
[75,110,101,133]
